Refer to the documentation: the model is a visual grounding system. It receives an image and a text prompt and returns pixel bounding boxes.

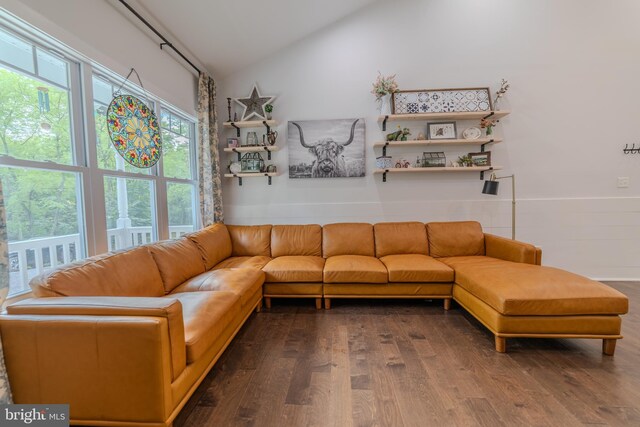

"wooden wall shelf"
[374,138,501,157]
[224,145,279,160]
[373,166,501,182]
[224,172,278,186]
[378,111,510,131]
[223,120,277,136]
[374,137,501,148]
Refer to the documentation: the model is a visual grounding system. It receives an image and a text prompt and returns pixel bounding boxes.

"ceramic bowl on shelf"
[229,162,242,174]
[462,127,482,140]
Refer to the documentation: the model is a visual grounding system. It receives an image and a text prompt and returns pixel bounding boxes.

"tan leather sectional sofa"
[0,221,628,427]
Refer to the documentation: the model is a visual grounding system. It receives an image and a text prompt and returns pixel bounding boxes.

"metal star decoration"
[234,84,275,121]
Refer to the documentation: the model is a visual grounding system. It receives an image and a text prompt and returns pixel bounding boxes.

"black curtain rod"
[117,0,201,75]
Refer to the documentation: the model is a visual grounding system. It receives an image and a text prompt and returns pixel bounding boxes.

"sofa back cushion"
[149,238,206,293]
[227,225,272,257]
[427,221,485,258]
[29,246,165,297]
[323,223,374,257]
[271,225,322,257]
[187,223,232,270]
[374,222,429,257]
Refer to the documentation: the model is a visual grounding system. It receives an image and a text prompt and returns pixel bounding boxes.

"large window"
[0,24,199,297]
[92,73,198,252]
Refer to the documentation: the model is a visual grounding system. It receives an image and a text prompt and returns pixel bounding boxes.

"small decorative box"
[376,156,393,169]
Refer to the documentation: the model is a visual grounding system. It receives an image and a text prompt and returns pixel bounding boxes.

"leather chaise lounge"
[0,221,628,427]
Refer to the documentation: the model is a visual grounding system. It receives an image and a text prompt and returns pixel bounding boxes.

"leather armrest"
[0,314,175,422]
[6,296,186,381]
[535,247,542,265]
[484,234,539,265]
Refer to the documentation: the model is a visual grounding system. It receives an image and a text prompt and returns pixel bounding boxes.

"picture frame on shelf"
[421,152,446,168]
[469,151,491,167]
[427,122,457,140]
[391,87,493,115]
[227,137,239,148]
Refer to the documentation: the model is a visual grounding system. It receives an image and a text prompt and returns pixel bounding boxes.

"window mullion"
[80,62,108,255]
[155,104,170,241]
[155,176,169,241]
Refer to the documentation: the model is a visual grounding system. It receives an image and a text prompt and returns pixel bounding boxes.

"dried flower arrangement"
[371,72,399,100]
[480,118,497,135]
[493,79,510,108]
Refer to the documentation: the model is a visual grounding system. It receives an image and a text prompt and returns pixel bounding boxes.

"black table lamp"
[482,173,516,240]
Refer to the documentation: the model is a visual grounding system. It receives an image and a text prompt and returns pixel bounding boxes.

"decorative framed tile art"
[391,87,493,114]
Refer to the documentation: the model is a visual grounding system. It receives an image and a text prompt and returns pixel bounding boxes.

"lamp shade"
[482,180,499,195]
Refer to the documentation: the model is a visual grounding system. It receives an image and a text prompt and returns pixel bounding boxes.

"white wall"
[219,0,640,279]
[0,0,198,115]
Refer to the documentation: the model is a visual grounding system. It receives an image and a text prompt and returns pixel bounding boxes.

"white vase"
[379,94,392,115]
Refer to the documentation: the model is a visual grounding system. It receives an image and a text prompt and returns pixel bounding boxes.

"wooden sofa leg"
[315,298,322,310]
[264,297,271,310]
[495,336,507,353]
[255,299,262,313]
[444,298,451,311]
[325,298,331,310]
[602,339,617,356]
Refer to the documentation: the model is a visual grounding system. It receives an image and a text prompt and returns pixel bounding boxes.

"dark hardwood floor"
[174,282,640,427]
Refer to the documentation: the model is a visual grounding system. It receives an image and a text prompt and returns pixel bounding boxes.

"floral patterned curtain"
[0,180,13,403]
[197,73,224,226]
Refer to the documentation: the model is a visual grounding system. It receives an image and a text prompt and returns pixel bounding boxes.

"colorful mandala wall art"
[106,94,162,168]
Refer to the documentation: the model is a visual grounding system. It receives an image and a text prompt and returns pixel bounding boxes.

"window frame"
[0,18,200,298]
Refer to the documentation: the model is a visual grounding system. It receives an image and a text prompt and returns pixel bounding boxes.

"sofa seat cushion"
[440,256,629,316]
[379,254,454,283]
[213,256,272,270]
[324,255,388,284]
[166,291,241,363]
[171,268,264,308]
[263,256,325,283]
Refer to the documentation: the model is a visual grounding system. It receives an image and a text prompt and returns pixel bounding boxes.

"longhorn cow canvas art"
[288,118,365,178]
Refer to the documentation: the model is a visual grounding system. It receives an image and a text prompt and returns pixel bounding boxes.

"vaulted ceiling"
[130,0,377,78]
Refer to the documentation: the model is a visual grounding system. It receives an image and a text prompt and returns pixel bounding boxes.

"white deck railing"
[8,225,193,296]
